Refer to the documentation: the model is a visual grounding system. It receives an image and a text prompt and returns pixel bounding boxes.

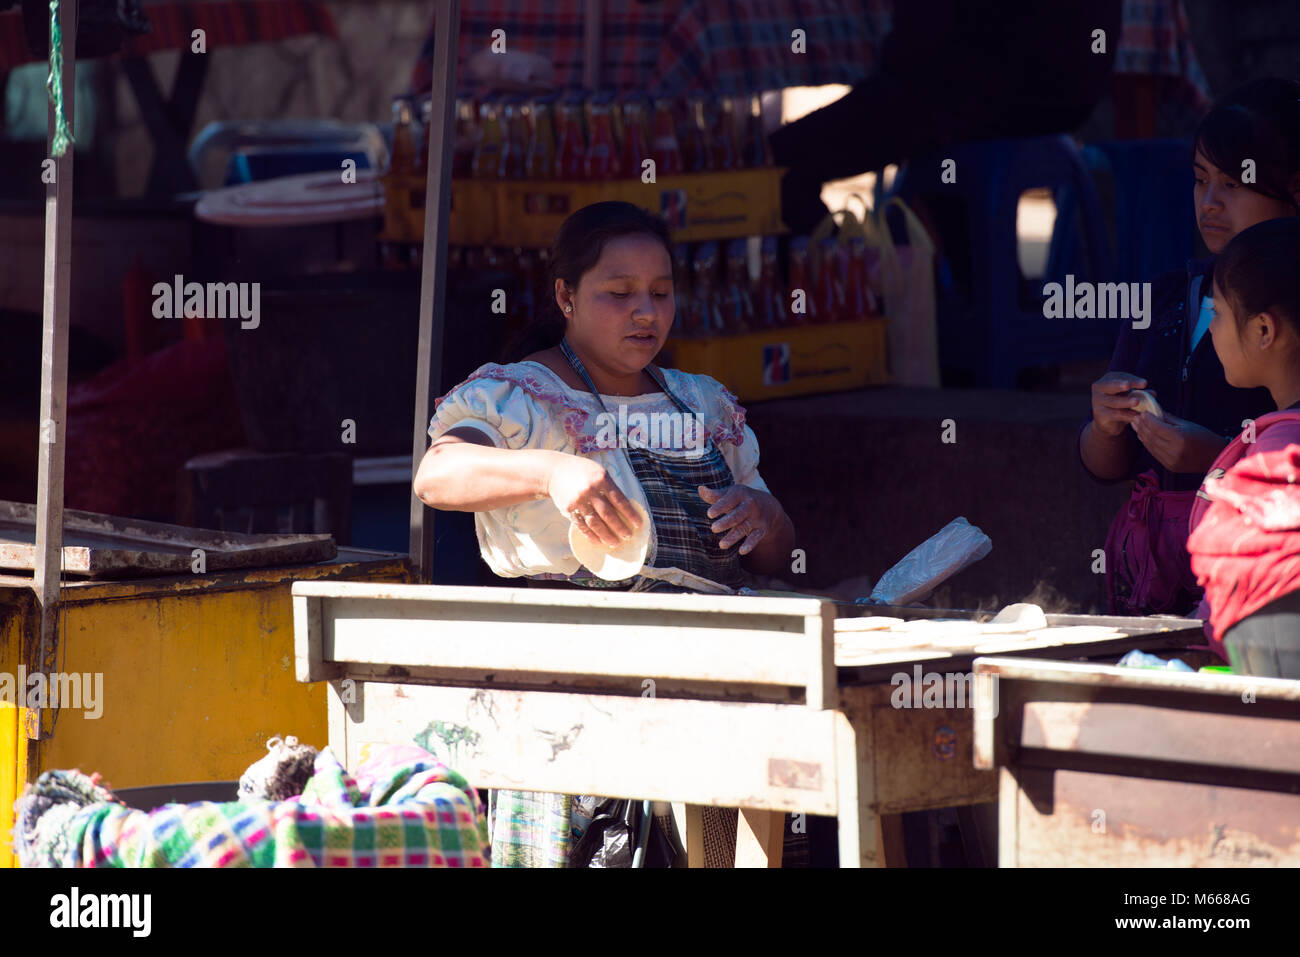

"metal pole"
[32,0,78,740]
[409,0,462,583]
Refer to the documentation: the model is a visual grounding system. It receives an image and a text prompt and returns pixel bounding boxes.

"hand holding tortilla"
[1128,388,1163,419]
[568,499,650,581]
[546,452,644,547]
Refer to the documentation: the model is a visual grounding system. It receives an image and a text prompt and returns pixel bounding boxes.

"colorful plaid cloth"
[410,0,1209,105]
[1115,0,1210,111]
[0,1,336,69]
[13,746,488,868]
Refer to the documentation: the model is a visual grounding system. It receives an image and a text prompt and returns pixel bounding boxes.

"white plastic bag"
[864,517,992,606]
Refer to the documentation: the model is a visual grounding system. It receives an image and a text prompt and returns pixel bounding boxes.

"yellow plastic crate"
[660,318,890,402]
[494,167,787,246]
[383,168,787,248]
[380,173,497,246]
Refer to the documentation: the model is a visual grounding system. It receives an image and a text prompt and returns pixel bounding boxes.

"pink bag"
[1104,469,1199,615]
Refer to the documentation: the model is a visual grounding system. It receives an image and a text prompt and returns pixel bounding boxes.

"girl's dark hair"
[1213,216,1300,335]
[1194,77,1300,210]
[501,201,673,363]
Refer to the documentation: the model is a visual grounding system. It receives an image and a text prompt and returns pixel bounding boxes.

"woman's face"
[1209,279,1253,388]
[1194,148,1296,254]
[556,234,675,374]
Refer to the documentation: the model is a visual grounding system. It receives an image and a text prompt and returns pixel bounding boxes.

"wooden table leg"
[878,812,907,867]
[674,802,706,868]
[735,808,784,867]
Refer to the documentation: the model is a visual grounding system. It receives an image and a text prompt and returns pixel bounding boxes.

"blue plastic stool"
[892,135,1116,388]
[1083,138,1196,284]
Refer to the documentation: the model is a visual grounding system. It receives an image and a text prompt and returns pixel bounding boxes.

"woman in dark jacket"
[1080,78,1300,617]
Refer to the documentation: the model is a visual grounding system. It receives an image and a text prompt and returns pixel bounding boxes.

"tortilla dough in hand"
[1130,389,1163,419]
[568,500,650,581]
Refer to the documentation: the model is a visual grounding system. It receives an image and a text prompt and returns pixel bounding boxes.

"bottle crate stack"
[381,89,890,400]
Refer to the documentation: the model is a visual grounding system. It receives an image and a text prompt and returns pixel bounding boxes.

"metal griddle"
[831,600,1207,685]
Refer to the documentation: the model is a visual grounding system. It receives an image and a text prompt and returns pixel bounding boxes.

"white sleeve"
[428,374,543,450]
[728,423,771,492]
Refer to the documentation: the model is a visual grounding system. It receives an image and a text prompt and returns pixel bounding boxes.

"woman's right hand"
[545,453,644,546]
[1090,372,1149,437]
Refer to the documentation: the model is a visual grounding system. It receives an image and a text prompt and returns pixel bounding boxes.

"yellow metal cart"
[0,547,408,868]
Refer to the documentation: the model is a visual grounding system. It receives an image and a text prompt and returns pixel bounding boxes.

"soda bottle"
[745,93,774,168]
[692,242,724,337]
[671,243,692,337]
[525,93,557,180]
[842,237,879,320]
[498,94,527,179]
[417,95,432,175]
[619,95,650,180]
[556,91,587,180]
[584,91,622,180]
[536,247,554,318]
[720,238,754,334]
[685,92,714,172]
[815,237,843,324]
[472,95,504,179]
[713,95,739,172]
[452,97,478,178]
[649,96,685,176]
[390,94,417,177]
[787,236,817,325]
[755,236,787,328]
[513,248,538,338]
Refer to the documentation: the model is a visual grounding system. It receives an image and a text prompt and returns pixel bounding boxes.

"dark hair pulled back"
[1193,77,1300,211]
[500,201,673,363]
[1213,216,1300,337]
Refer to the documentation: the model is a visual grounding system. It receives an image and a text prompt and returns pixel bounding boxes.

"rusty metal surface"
[984,658,1300,865]
[1021,700,1300,775]
[0,500,336,577]
[839,684,996,814]
[1012,767,1300,866]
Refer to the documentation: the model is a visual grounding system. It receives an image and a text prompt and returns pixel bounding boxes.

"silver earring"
[565,305,572,313]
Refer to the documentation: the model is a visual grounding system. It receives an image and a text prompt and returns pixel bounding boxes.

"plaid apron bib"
[557,337,745,592]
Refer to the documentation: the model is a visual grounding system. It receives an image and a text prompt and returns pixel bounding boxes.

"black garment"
[1225,589,1300,680]
[769,0,1122,233]
[1082,259,1275,492]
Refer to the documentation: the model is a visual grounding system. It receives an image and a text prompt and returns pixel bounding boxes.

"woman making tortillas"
[414,201,796,866]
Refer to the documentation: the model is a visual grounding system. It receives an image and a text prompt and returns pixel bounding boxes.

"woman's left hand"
[698,484,783,555]
[1131,412,1229,474]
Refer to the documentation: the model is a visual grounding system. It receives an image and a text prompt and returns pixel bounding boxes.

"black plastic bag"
[571,798,678,868]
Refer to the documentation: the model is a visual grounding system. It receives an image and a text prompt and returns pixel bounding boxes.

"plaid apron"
[556,336,745,592]
[491,340,748,866]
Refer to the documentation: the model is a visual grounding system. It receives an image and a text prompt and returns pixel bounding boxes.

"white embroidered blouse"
[427,359,770,589]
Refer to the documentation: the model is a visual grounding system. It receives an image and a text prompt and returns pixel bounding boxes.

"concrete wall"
[746,387,1130,613]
